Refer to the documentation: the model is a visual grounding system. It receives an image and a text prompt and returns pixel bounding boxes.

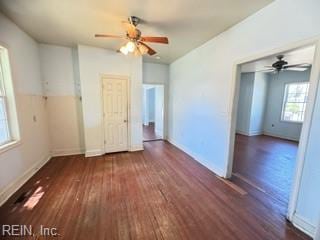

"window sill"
[0,140,21,155]
[280,120,303,124]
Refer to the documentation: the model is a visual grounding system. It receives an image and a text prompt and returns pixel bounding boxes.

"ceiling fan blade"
[285,67,308,72]
[256,68,275,73]
[140,36,169,44]
[95,34,124,39]
[122,21,137,38]
[139,42,157,55]
[283,63,311,69]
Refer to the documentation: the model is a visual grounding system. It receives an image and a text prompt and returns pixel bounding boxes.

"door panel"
[102,78,128,153]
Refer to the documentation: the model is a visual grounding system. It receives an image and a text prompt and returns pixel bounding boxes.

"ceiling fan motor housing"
[272,55,288,71]
[129,16,140,26]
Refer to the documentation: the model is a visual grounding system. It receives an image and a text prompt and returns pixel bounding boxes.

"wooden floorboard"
[232,134,299,214]
[0,141,310,240]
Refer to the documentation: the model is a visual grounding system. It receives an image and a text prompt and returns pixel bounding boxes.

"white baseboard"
[292,214,316,238]
[236,130,251,136]
[129,144,144,152]
[85,149,103,157]
[236,130,299,141]
[167,138,224,177]
[236,130,262,136]
[263,131,299,142]
[51,148,84,157]
[249,130,263,136]
[0,154,51,206]
[85,144,144,157]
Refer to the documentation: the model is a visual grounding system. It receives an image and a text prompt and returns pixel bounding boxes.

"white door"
[102,77,128,153]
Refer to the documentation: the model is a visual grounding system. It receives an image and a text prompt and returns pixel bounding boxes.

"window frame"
[0,58,12,145]
[281,82,310,124]
[0,44,21,153]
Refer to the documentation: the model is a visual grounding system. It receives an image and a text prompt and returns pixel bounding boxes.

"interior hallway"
[232,134,299,215]
[143,123,161,141]
[0,141,309,240]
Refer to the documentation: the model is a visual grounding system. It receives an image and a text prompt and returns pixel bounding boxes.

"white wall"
[250,72,268,135]
[236,73,268,136]
[236,73,254,135]
[236,72,268,136]
[147,88,155,122]
[142,86,156,125]
[143,62,169,85]
[78,45,143,156]
[295,75,320,232]
[39,44,84,156]
[0,12,50,204]
[264,69,311,141]
[154,85,164,137]
[142,87,149,126]
[168,0,320,235]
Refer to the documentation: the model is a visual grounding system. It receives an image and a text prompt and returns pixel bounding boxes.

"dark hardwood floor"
[143,122,161,141]
[232,134,298,215]
[0,141,310,240]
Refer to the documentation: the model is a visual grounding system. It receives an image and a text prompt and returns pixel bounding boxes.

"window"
[281,82,309,123]
[0,46,20,149]
[0,59,11,145]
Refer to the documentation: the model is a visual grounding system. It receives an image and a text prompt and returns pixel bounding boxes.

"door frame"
[225,37,320,225]
[100,74,131,153]
[142,83,166,140]
[315,217,320,240]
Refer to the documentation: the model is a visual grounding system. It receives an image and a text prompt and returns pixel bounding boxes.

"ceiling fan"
[257,55,311,73]
[95,16,169,56]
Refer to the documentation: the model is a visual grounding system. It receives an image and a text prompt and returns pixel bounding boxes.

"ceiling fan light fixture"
[120,46,129,55]
[126,41,136,52]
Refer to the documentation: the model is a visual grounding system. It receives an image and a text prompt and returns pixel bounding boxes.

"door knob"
[124,120,127,123]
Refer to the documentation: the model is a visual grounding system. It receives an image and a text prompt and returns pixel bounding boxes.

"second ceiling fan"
[257,55,311,73]
[95,16,169,56]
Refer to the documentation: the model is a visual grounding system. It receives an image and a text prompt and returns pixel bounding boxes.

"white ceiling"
[0,0,274,64]
[241,46,316,73]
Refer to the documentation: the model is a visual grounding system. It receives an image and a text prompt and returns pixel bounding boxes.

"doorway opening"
[228,44,317,218]
[142,84,164,141]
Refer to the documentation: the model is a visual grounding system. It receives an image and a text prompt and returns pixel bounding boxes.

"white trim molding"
[262,132,300,142]
[315,217,320,240]
[292,214,316,238]
[85,149,104,157]
[0,154,51,206]
[0,140,21,155]
[236,130,263,137]
[129,144,144,152]
[226,37,320,238]
[51,148,85,157]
